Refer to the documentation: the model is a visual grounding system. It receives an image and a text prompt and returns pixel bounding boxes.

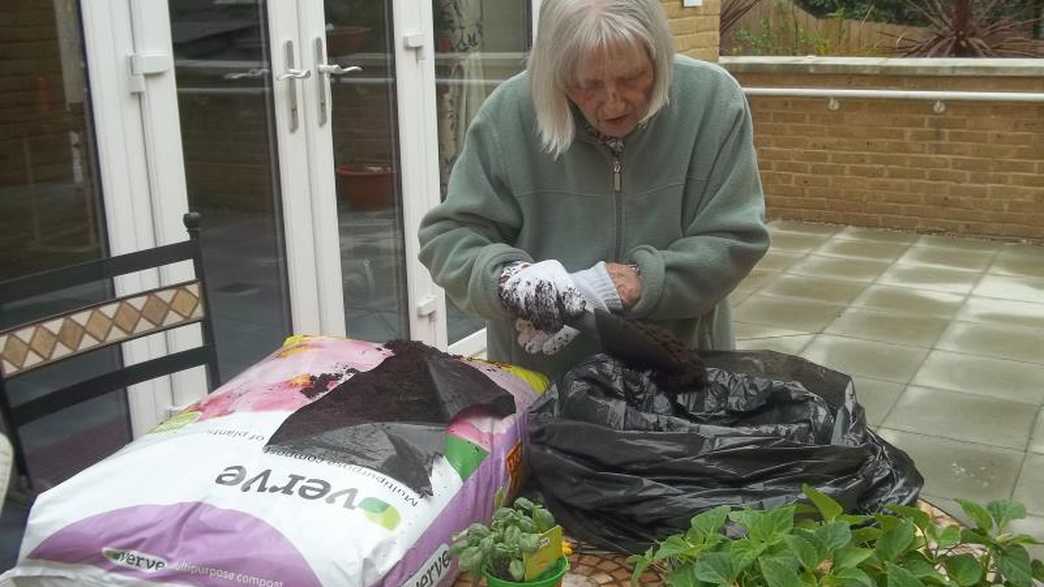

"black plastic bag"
[526,350,923,553]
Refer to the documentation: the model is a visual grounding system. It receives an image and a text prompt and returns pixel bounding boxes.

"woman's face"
[567,41,655,138]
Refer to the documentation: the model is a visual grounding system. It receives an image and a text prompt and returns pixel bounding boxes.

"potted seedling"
[451,497,571,586]
[629,484,1044,587]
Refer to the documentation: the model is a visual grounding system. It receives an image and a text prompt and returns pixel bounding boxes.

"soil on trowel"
[619,320,708,393]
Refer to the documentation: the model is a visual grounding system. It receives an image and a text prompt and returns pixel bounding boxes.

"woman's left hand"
[606,263,641,309]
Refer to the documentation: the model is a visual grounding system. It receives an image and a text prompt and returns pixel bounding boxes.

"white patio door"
[168,1,323,383]
[294,0,441,350]
[167,0,442,363]
[297,0,535,356]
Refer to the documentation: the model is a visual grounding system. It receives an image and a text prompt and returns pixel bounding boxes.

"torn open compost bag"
[527,350,923,554]
[3,336,547,587]
[265,340,517,496]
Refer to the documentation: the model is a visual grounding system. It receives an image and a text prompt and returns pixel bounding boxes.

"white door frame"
[294,2,348,339]
[80,0,176,436]
[265,3,326,337]
[125,0,208,415]
[393,0,447,350]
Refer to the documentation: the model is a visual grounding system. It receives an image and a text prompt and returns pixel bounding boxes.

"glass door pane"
[433,0,532,344]
[168,0,294,379]
[0,0,130,491]
[324,1,410,342]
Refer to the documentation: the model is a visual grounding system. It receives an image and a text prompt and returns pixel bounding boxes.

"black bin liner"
[527,350,923,554]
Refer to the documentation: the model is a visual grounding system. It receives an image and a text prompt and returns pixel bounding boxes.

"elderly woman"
[419,0,769,379]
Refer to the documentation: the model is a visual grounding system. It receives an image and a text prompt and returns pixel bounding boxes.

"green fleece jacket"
[419,55,769,379]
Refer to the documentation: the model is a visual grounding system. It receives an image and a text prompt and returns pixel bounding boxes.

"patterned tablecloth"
[452,500,960,586]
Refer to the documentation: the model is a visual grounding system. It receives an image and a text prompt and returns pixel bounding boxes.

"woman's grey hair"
[528,0,674,158]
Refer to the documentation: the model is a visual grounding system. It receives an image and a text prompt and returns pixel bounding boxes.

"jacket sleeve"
[418,111,532,322]
[625,81,769,321]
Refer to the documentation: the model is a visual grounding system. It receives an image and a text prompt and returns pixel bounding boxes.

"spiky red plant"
[886,0,1040,57]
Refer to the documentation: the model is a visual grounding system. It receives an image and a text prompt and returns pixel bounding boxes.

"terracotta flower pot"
[335,164,396,211]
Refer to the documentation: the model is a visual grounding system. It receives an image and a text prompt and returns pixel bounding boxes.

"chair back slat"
[0,281,205,378]
[0,212,218,493]
[0,240,196,304]
[11,346,213,427]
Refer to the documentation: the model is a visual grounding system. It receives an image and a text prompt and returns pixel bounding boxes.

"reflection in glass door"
[168,1,294,379]
[0,0,130,490]
[432,0,532,345]
[322,2,411,342]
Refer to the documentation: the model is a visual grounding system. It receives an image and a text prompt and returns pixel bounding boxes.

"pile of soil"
[265,340,516,495]
[299,370,356,399]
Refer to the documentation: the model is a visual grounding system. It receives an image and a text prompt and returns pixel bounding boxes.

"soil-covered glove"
[497,260,587,333]
[514,262,620,355]
[515,319,580,355]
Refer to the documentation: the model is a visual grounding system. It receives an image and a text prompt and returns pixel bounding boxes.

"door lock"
[278,41,310,132]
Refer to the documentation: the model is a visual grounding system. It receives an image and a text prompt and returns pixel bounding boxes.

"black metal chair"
[0,212,219,491]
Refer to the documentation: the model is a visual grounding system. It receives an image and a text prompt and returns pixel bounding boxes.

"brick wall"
[0,1,76,189]
[664,0,721,63]
[722,58,1044,241]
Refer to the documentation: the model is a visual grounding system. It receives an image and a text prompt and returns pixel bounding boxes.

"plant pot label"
[523,525,563,581]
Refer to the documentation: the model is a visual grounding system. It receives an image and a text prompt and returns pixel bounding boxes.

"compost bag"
[527,350,923,553]
[3,335,547,587]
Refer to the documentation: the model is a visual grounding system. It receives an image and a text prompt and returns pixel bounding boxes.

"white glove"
[515,262,621,355]
[497,260,587,333]
[571,262,623,313]
[515,319,580,355]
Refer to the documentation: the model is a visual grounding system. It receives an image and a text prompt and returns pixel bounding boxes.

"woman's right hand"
[496,260,588,333]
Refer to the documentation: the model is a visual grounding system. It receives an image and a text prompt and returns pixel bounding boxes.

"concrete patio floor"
[734,220,1044,547]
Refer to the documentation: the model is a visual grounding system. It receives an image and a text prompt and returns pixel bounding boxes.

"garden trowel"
[569,308,681,373]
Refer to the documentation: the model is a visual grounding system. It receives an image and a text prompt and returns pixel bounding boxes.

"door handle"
[314,37,363,127]
[278,41,310,132]
[317,64,362,76]
[276,69,311,81]
[223,68,269,80]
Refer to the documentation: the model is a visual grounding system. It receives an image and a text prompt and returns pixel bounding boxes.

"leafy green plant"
[629,485,1044,587]
[451,497,558,582]
[727,1,843,56]
[731,16,838,56]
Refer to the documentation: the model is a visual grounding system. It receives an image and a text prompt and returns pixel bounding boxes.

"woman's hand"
[606,263,641,309]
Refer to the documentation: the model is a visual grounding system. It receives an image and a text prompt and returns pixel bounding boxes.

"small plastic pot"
[483,557,569,587]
